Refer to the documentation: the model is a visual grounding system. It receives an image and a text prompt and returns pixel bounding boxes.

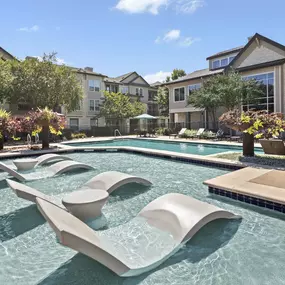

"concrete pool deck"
[204,167,285,213]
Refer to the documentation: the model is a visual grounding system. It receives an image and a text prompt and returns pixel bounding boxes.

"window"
[188,83,201,95]
[148,90,157,101]
[90,118,98,127]
[88,80,100,92]
[221,58,228,67]
[69,118,79,131]
[242,72,274,113]
[229,56,235,63]
[212,60,220,69]
[89,99,100,112]
[106,84,118,93]
[136,88,143,96]
[121,86,129,94]
[174,87,185,102]
[212,55,237,69]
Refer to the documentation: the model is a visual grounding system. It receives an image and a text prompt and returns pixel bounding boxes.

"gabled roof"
[206,46,244,60]
[226,33,285,71]
[164,68,223,85]
[151,81,162,87]
[104,71,151,87]
[114,71,136,82]
[0,46,15,60]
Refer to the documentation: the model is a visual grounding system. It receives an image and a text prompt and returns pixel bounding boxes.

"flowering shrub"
[219,110,285,139]
[21,108,66,136]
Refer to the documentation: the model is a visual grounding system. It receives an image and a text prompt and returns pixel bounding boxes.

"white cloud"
[144,71,171,83]
[155,29,199,47]
[17,25,39,32]
[115,0,205,14]
[115,0,168,15]
[179,36,200,47]
[175,0,205,14]
[163,29,180,42]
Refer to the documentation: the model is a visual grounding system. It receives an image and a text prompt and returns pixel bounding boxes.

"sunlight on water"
[0,152,284,285]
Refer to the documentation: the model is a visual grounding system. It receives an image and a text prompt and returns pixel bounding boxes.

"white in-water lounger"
[36,193,240,277]
[1,160,94,182]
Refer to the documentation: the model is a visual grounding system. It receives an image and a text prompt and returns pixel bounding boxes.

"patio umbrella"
[133,114,157,132]
[134,114,157,120]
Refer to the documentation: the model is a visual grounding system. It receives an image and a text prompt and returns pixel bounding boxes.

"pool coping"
[61,136,263,150]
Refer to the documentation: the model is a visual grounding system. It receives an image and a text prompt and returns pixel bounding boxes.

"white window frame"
[89,99,100,112]
[212,54,238,69]
[173,87,186,102]
[88,80,101,92]
[136,87,143,96]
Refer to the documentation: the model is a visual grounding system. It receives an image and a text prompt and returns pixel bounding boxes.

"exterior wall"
[128,85,149,103]
[233,39,285,69]
[168,78,202,113]
[66,73,105,129]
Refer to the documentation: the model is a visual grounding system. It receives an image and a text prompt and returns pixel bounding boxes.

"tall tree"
[0,52,83,148]
[155,86,169,116]
[188,83,221,130]
[100,91,145,122]
[171,69,186,81]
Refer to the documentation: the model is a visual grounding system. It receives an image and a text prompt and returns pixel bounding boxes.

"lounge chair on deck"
[36,193,240,277]
[169,128,187,139]
[188,128,205,139]
[0,160,94,182]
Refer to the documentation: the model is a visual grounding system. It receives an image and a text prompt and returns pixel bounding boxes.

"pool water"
[66,138,263,156]
[1,152,285,285]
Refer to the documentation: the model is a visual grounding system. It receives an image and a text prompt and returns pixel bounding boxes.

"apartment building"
[165,33,285,130]
[65,70,160,131]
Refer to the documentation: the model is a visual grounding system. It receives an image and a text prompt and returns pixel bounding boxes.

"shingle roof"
[113,71,136,82]
[164,68,224,85]
[150,81,162,87]
[206,46,244,60]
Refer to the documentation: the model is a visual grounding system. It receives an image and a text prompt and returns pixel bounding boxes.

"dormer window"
[212,54,237,69]
[212,60,220,69]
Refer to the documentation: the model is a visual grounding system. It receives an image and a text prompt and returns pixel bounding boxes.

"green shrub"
[184,129,197,138]
[71,132,87,139]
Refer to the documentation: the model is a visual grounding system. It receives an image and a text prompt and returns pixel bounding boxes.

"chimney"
[84,67,93,72]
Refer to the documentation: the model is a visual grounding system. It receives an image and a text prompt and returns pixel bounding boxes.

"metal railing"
[114,129,122,137]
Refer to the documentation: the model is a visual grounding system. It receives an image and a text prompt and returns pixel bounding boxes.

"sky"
[1,0,285,83]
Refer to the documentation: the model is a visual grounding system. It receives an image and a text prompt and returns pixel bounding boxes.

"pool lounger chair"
[1,160,94,182]
[36,193,240,277]
[188,128,205,139]
[6,171,152,204]
[81,171,152,194]
[169,128,187,139]
[35,153,73,166]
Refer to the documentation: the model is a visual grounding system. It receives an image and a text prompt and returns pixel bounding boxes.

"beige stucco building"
[64,70,160,131]
[165,33,285,130]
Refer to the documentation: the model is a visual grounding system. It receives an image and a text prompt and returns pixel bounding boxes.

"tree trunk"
[0,137,3,151]
[243,132,254,156]
[42,124,50,149]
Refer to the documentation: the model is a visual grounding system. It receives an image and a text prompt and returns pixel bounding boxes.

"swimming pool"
[65,138,263,156]
[1,152,284,285]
